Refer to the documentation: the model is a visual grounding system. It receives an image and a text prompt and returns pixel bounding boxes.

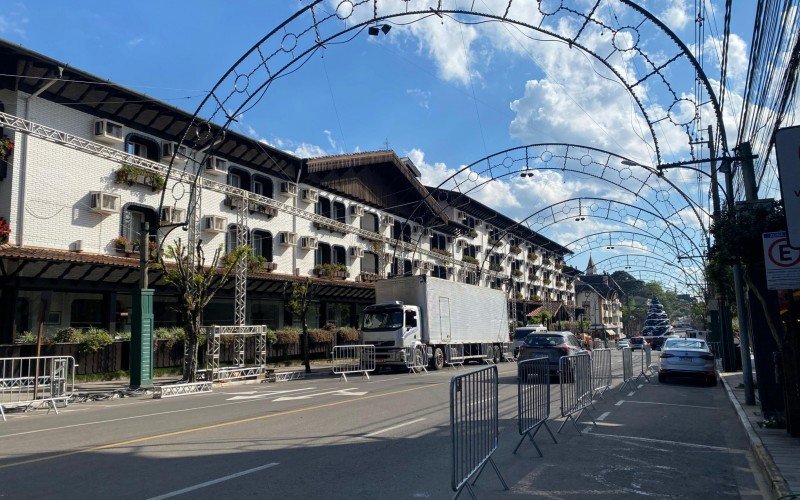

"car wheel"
[431,347,445,370]
[658,373,666,383]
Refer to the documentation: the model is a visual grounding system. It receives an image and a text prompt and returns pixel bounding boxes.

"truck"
[361,275,510,370]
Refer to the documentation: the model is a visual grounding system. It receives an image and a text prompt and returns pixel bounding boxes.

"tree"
[283,278,321,373]
[154,238,247,382]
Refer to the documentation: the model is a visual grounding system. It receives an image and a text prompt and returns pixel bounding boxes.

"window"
[228,167,251,191]
[229,172,241,189]
[432,265,447,279]
[463,215,476,229]
[317,196,332,218]
[431,233,448,251]
[361,212,379,232]
[391,258,412,276]
[70,297,104,328]
[464,244,478,259]
[404,310,417,328]
[226,224,250,253]
[464,271,478,285]
[125,135,159,162]
[316,242,332,266]
[361,252,379,274]
[333,201,346,223]
[393,221,412,243]
[253,230,273,261]
[122,205,157,243]
[332,245,346,265]
[252,175,274,198]
[489,227,502,241]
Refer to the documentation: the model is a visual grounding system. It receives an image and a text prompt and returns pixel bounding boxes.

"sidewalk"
[720,371,800,498]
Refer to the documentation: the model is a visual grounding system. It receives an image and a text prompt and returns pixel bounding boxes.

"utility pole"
[130,221,153,389]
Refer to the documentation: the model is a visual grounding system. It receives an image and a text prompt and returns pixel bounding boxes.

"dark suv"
[517,331,584,374]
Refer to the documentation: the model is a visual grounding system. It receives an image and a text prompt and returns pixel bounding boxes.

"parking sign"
[762,231,800,290]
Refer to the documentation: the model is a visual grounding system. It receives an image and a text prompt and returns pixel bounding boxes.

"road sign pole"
[131,222,154,389]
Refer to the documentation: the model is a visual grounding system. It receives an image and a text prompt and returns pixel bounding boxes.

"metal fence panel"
[501,342,515,362]
[590,349,612,398]
[635,345,655,383]
[558,353,596,434]
[445,344,465,368]
[1,356,76,420]
[619,347,635,392]
[450,365,508,497]
[403,345,429,373]
[514,357,557,456]
[332,345,375,381]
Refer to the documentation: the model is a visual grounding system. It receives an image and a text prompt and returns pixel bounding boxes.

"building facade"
[575,257,625,338]
[0,40,577,342]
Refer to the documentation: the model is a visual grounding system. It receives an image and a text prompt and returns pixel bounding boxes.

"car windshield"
[514,329,534,340]
[665,339,707,350]
[524,334,565,347]
[361,310,404,331]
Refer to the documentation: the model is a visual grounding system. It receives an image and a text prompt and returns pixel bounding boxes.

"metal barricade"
[635,345,654,383]
[1,356,76,420]
[590,348,612,398]
[514,357,557,456]
[450,365,508,499]
[331,345,375,382]
[592,339,606,349]
[403,345,429,373]
[619,347,636,392]
[558,353,597,434]
[501,342,516,362]
[445,344,465,369]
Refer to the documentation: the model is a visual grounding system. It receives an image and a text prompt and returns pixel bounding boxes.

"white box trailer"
[363,275,510,369]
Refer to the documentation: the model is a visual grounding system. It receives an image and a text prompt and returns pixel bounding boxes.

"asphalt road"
[0,350,769,499]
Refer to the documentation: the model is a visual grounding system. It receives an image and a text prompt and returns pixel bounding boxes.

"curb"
[720,375,792,498]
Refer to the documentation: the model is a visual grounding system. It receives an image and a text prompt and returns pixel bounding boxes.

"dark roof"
[0,38,302,180]
[576,274,625,299]
[561,265,583,277]
[426,187,573,255]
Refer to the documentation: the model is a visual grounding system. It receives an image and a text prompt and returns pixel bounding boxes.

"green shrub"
[14,331,37,344]
[308,328,334,344]
[274,328,300,345]
[264,328,277,346]
[116,331,131,341]
[54,327,81,343]
[80,328,114,352]
[154,327,186,349]
[336,327,360,343]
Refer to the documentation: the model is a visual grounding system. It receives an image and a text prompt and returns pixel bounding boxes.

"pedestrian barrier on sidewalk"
[332,345,375,382]
[272,371,305,382]
[450,365,508,499]
[590,348,612,398]
[155,381,213,399]
[514,357,557,456]
[0,356,76,420]
[445,344,465,368]
[403,345,429,373]
[619,347,636,392]
[558,353,597,434]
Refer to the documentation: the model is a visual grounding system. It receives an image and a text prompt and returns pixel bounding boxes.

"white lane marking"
[587,432,739,452]
[226,387,318,400]
[581,425,592,434]
[361,418,426,438]
[618,400,717,410]
[273,388,368,402]
[627,391,635,397]
[597,411,610,421]
[637,384,643,389]
[615,400,625,406]
[148,462,279,499]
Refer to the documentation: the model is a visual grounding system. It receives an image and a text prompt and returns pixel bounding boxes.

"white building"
[0,40,576,342]
[575,256,625,338]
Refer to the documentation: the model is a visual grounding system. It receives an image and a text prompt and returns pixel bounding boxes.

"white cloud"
[0,8,28,37]
[127,37,144,47]
[659,0,692,31]
[406,88,431,109]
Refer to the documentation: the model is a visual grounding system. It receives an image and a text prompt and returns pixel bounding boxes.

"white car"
[617,339,630,350]
[658,338,717,385]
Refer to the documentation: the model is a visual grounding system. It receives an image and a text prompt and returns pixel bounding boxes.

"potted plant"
[431,247,452,257]
[489,263,503,272]
[462,255,478,265]
[0,137,14,161]
[513,269,523,278]
[114,164,166,192]
[0,217,10,244]
[542,258,552,266]
[527,252,538,263]
[510,245,522,255]
[468,229,478,238]
[112,235,131,253]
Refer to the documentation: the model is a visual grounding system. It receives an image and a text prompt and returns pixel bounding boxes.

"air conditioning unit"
[381,214,395,227]
[89,191,120,215]
[278,231,297,246]
[160,206,186,224]
[93,119,123,144]
[349,247,364,259]
[300,188,319,203]
[300,236,318,250]
[456,239,468,249]
[204,156,227,176]
[422,261,433,271]
[203,215,227,233]
[349,205,364,217]
[455,210,467,221]
[280,182,298,196]
[161,142,187,164]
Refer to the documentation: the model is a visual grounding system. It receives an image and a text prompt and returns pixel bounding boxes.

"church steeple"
[586,254,596,275]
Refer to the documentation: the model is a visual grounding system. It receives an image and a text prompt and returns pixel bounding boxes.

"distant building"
[575,256,625,338]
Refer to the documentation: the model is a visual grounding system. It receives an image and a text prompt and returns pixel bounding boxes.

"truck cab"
[361,301,422,365]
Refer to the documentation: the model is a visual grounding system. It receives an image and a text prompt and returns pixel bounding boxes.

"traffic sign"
[774,126,800,248]
[762,231,800,290]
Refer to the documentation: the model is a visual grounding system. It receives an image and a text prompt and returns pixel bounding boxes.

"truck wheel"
[431,347,445,370]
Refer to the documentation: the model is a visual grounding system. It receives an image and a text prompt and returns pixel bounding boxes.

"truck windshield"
[362,310,404,331]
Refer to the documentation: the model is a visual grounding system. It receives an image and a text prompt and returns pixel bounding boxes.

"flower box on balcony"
[489,264,504,272]
[357,272,381,283]
[249,201,277,217]
[114,164,165,192]
[526,252,538,263]
[509,245,522,255]
[431,247,452,258]
[313,264,349,280]
[462,255,478,265]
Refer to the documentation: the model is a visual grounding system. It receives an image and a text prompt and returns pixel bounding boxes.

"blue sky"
[0,1,759,291]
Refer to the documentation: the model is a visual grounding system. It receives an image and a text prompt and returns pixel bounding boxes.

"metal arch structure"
[563,230,688,263]
[589,253,704,293]
[522,197,704,260]
[590,266,704,296]
[432,143,710,239]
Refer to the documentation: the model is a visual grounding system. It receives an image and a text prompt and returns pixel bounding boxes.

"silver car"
[658,338,717,385]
